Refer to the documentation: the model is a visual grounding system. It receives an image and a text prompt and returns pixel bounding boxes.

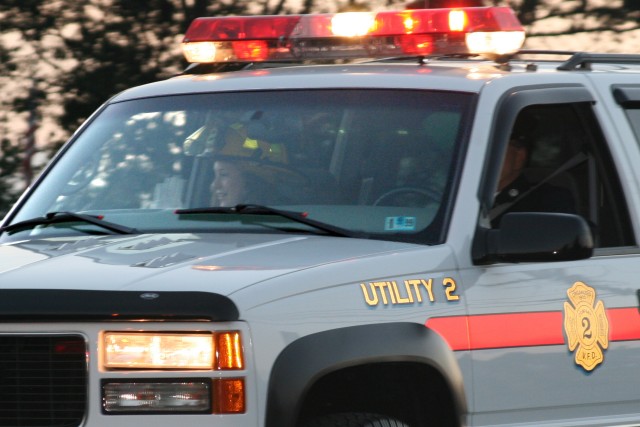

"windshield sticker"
[563,281,609,372]
[384,216,417,231]
[360,278,460,307]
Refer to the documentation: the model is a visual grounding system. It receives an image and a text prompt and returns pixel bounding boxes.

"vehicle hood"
[0,233,421,295]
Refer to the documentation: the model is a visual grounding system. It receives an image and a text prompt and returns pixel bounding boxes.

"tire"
[301,412,411,427]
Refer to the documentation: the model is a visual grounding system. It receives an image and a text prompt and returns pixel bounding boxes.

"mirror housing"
[473,212,594,264]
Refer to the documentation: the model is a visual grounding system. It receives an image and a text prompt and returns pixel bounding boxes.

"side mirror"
[473,212,594,264]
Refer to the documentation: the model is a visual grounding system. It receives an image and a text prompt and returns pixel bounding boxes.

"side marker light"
[213,378,245,414]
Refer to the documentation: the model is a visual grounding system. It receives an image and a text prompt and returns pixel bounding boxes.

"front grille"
[0,335,87,427]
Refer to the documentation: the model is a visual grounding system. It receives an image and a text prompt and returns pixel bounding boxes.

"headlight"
[103,331,244,370]
[101,331,246,415]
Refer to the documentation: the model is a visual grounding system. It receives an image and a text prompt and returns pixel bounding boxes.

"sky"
[522,0,640,52]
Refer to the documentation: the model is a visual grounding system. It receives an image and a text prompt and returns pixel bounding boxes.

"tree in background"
[0,136,22,218]
[1,0,639,217]
[0,0,256,215]
[0,0,86,216]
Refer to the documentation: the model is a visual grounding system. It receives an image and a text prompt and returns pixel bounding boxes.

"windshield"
[5,89,473,244]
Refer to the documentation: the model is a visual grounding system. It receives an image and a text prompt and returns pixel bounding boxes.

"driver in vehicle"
[491,114,579,225]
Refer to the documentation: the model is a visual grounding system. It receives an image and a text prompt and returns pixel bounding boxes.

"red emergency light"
[182,7,525,64]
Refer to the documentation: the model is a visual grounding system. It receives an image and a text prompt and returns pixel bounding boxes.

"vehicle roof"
[110,56,640,103]
[110,61,498,102]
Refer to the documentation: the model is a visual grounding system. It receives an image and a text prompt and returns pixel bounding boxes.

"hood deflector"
[0,289,239,322]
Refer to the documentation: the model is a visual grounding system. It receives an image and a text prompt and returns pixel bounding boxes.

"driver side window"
[491,103,633,248]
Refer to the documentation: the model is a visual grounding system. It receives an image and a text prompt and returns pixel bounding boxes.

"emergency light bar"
[182,7,525,64]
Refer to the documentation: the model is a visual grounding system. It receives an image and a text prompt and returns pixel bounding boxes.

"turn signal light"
[216,331,244,370]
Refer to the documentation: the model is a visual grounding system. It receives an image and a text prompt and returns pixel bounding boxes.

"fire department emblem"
[563,281,609,371]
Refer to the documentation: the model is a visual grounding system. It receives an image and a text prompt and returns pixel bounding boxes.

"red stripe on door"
[426,307,640,351]
[608,307,640,342]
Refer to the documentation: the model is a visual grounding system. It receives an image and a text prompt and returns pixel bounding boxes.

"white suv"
[2,6,640,427]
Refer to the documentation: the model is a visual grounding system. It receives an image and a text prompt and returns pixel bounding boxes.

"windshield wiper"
[0,211,138,235]
[175,204,362,238]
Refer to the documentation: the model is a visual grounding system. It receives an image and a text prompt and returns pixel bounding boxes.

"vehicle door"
[463,86,640,426]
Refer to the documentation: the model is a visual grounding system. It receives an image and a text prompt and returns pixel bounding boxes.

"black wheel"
[373,187,439,207]
[302,412,411,427]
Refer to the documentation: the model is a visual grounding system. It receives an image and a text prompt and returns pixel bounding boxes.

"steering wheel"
[373,187,440,207]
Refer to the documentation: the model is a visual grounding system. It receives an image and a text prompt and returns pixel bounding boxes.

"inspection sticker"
[385,216,417,231]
